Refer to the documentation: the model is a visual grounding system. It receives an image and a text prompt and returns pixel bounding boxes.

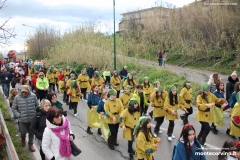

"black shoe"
[128,149,135,154]
[180,115,185,120]
[87,127,93,135]
[129,153,134,160]
[113,141,119,146]
[108,144,115,150]
[211,127,218,134]
[226,128,230,135]
[97,129,102,135]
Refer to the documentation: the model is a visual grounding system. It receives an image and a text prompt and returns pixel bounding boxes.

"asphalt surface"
[38,88,234,160]
[1,57,233,160]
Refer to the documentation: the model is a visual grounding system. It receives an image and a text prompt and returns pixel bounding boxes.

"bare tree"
[0,0,16,45]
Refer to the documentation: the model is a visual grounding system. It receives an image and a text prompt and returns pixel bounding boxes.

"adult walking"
[36,72,49,101]
[0,68,12,98]
[12,85,39,152]
[30,99,51,160]
[42,108,75,160]
[226,71,239,103]
[47,92,67,117]
[119,66,128,79]
[156,50,162,66]
[86,65,94,79]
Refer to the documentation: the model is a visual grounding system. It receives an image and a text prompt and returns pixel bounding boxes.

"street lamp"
[113,0,116,70]
[22,24,40,59]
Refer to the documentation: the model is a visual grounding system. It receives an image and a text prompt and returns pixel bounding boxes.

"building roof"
[121,6,170,15]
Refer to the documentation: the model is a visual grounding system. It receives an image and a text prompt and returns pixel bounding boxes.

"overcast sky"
[0,0,195,56]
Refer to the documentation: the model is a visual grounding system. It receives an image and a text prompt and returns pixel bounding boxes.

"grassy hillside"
[24,1,239,75]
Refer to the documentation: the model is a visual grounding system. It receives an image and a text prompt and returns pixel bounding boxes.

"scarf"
[180,137,194,148]
[51,118,71,158]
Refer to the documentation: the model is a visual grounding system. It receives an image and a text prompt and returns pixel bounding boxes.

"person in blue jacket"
[172,124,206,160]
[226,82,240,137]
[87,84,101,135]
[211,81,226,134]
[97,91,108,137]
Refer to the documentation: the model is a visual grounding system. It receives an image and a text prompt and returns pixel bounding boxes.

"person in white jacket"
[42,108,75,160]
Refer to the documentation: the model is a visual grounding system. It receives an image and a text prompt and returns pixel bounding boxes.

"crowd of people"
[1,62,240,160]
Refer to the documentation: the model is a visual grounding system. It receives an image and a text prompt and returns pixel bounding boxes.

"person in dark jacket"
[86,65,94,79]
[119,66,128,79]
[47,92,67,117]
[12,85,39,152]
[226,71,239,103]
[0,68,12,98]
[30,99,51,160]
[11,72,21,88]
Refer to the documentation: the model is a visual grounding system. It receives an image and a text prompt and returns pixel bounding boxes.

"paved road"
[119,55,229,84]
[2,57,233,160]
[43,89,233,160]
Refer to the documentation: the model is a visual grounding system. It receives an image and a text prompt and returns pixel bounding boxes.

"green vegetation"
[28,2,239,74]
[0,95,31,160]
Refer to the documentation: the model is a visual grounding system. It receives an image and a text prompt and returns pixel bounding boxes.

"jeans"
[162,60,166,67]
[2,83,10,98]
[158,58,162,66]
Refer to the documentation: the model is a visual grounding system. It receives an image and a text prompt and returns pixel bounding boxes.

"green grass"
[0,95,31,160]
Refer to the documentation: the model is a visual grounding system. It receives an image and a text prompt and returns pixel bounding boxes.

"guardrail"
[0,109,19,160]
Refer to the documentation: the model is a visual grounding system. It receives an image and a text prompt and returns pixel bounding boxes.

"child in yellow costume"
[52,69,58,92]
[142,77,154,102]
[150,87,167,137]
[123,73,136,93]
[66,73,76,108]
[104,89,124,150]
[77,69,89,100]
[148,81,167,119]
[134,116,160,160]
[133,84,149,116]
[46,68,55,91]
[69,80,82,117]
[230,91,240,138]
[164,85,186,141]
[64,66,71,77]
[110,70,122,98]
[180,79,193,125]
[120,98,140,160]
[92,71,104,96]
[120,85,133,109]
[196,83,225,146]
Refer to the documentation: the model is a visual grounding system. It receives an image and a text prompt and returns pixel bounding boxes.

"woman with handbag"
[30,99,51,160]
[42,108,75,160]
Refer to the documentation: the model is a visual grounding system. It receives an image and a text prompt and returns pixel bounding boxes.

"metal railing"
[0,109,19,160]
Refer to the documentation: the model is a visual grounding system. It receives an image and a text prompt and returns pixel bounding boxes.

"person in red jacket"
[58,70,65,81]
[31,71,39,99]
